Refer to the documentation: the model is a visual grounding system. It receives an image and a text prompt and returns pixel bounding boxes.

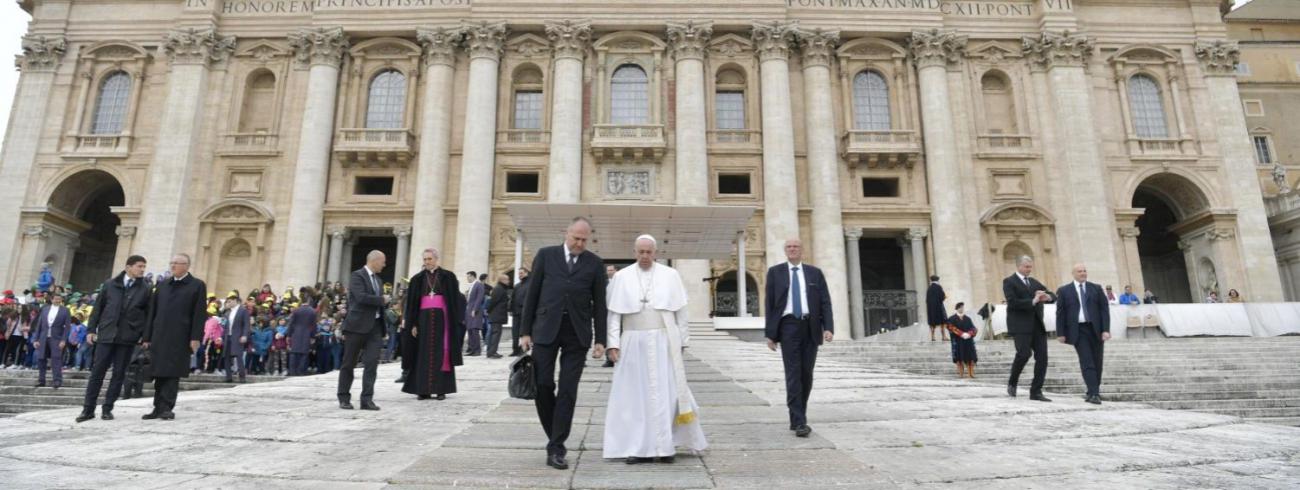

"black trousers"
[153,377,180,413]
[1009,327,1049,395]
[532,315,586,457]
[289,352,309,376]
[510,315,523,355]
[338,321,383,403]
[486,322,505,356]
[779,316,818,428]
[1073,323,1105,397]
[82,342,134,412]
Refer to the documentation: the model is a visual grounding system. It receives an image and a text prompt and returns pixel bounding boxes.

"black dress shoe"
[547,454,568,470]
[603,360,615,368]
[142,411,160,420]
[795,425,812,437]
[659,455,676,464]
[75,412,95,423]
[159,411,175,420]
[34,382,45,388]
[339,401,355,410]
[52,383,61,390]
[1029,394,1053,402]
[436,394,446,400]
[360,401,380,411]
[100,410,114,421]
[625,457,653,465]
[1086,395,1102,405]
[418,394,432,400]
[1007,384,1017,398]
[487,354,503,359]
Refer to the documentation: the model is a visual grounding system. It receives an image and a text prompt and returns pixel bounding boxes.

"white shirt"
[227,307,239,333]
[1075,282,1088,323]
[46,306,58,326]
[1016,272,1030,286]
[563,242,577,268]
[363,266,382,319]
[783,262,810,318]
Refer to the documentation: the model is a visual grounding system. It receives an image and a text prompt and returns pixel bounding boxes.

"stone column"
[1196,40,1284,301]
[135,28,235,266]
[798,28,851,340]
[326,228,345,283]
[908,228,929,326]
[545,20,591,203]
[668,20,714,323]
[340,235,355,283]
[0,35,65,286]
[394,226,411,280]
[737,230,749,317]
[1022,31,1120,287]
[753,21,801,266]
[453,21,508,275]
[410,27,463,273]
[513,228,524,285]
[281,26,348,287]
[909,29,971,310]
[844,228,865,339]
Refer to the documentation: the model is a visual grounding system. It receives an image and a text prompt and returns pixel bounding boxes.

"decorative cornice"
[751,20,799,62]
[462,20,508,61]
[545,20,591,61]
[18,35,66,72]
[666,20,713,62]
[163,28,236,66]
[1195,40,1240,76]
[796,28,840,69]
[1021,31,1093,70]
[909,29,967,69]
[288,26,349,67]
[417,26,463,68]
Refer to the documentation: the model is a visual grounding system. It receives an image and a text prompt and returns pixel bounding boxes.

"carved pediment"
[507,33,551,58]
[200,199,275,224]
[234,40,290,62]
[81,41,150,62]
[708,33,751,58]
[837,37,908,61]
[594,31,665,53]
[968,41,1020,63]
[350,37,421,59]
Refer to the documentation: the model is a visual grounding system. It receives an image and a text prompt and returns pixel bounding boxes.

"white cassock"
[603,262,708,459]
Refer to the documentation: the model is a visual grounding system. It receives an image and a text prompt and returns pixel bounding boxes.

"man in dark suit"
[221,297,250,383]
[485,273,510,359]
[519,217,608,470]
[143,253,207,420]
[1003,255,1056,402]
[32,293,71,389]
[1055,263,1111,405]
[509,267,530,356]
[288,300,317,376]
[337,250,390,411]
[926,275,947,341]
[765,238,834,438]
[78,255,152,423]
[464,271,485,356]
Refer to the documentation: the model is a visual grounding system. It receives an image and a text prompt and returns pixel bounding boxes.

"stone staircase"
[0,368,287,416]
[689,322,738,342]
[820,337,1300,427]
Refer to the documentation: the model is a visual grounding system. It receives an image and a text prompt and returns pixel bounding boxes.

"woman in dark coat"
[945,302,978,379]
[401,248,465,400]
[143,255,207,419]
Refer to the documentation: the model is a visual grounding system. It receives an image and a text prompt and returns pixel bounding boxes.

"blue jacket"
[251,328,274,355]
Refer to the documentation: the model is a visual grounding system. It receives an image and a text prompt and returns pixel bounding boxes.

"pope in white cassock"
[603,235,708,464]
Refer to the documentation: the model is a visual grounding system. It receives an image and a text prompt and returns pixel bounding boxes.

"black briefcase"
[508,354,536,400]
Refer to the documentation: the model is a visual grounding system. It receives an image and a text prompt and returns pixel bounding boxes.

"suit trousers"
[37,341,64,385]
[465,318,482,355]
[153,376,180,413]
[338,320,383,403]
[224,352,245,381]
[1009,327,1049,395]
[779,316,819,428]
[486,322,504,357]
[83,343,134,412]
[532,315,587,457]
[510,315,523,355]
[289,352,309,376]
[1073,322,1105,397]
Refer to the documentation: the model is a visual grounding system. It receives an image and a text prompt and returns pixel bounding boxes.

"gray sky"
[0,0,1258,154]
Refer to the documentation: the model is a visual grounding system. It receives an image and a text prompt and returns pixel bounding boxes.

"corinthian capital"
[462,21,508,61]
[909,29,967,69]
[1021,31,1093,70]
[288,27,349,67]
[666,20,713,62]
[1195,40,1240,76]
[163,27,236,66]
[417,26,463,67]
[796,28,840,68]
[546,20,592,61]
[18,35,66,72]
[752,20,799,62]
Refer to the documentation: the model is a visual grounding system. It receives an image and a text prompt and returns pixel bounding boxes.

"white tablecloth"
[1155,303,1253,337]
[1243,303,1300,337]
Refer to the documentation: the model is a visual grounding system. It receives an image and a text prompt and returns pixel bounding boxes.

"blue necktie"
[791,266,804,318]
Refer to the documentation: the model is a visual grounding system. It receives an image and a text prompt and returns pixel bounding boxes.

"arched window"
[238,71,277,133]
[1128,74,1169,138]
[610,64,649,125]
[715,68,746,130]
[980,71,1017,134]
[851,70,891,131]
[91,71,132,134]
[365,70,406,129]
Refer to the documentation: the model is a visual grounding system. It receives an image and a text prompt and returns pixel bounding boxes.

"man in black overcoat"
[143,253,207,420]
[509,267,530,357]
[485,273,510,359]
[926,275,947,341]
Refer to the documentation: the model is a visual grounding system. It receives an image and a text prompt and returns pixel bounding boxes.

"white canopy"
[505,203,756,260]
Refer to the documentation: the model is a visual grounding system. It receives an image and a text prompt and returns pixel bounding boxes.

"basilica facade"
[0,0,1282,338]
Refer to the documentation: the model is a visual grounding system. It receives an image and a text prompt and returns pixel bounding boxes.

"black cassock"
[145,274,207,378]
[401,267,465,396]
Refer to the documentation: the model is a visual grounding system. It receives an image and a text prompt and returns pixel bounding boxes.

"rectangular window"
[1243,100,1265,117]
[1235,63,1251,76]
[505,172,540,194]
[1254,136,1274,164]
[715,91,746,130]
[717,173,752,195]
[512,91,543,130]
[354,177,394,196]
[862,178,900,198]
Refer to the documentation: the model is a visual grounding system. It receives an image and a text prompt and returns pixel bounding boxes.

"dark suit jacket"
[32,305,70,347]
[1055,281,1110,344]
[288,305,317,354]
[519,245,607,347]
[487,282,510,324]
[343,267,386,335]
[222,307,251,355]
[925,283,947,325]
[1002,273,1056,336]
[764,262,834,345]
[510,276,530,318]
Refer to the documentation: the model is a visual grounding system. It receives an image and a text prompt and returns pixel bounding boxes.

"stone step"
[0,403,66,414]
[850,361,1300,372]
[1186,406,1300,419]
[1246,416,1300,427]
[1144,398,1300,410]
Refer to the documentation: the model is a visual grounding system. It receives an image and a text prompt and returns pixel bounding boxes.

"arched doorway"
[1131,173,1211,303]
[216,238,254,296]
[713,270,757,317]
[46,170,125,291]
